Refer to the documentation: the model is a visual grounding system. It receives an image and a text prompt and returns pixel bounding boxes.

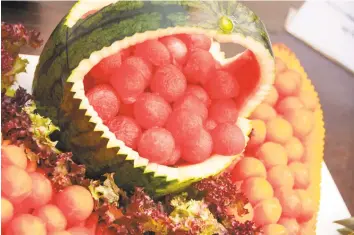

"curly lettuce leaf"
[170,193,228,235]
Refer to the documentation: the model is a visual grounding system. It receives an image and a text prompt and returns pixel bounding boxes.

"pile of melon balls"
[231,57,320,235]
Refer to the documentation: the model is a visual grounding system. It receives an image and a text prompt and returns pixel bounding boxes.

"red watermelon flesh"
[84,34,261,165]
[86,84,120,124]
[224,50,260,108]
[89,52,122,84]
[159,36,188,66]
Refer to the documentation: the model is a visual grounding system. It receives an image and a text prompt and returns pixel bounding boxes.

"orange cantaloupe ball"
[232,157,267,182]
[278,217,300,235]
[284,109,314,139]
[274,70,302,96]
[267,165,294,189]
[276,96,304,115]
[253,198,282,226]
[298,90,319,111]
[248,120,267,146]
[256,142,288,169]
[1,145,28,169]
[295,190,316,223]
[250,103,277,122]
[262,224,288,235]
[263,86,279,106]
[289,162,310,189]
[1,198,14,225]
[275,187,302,218]
[241,177,274,205]
[266,117,293,144]
[284,137,304,162]
[275,58,288,74]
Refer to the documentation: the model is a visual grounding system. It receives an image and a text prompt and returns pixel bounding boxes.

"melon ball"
[298,223,314,235]
[88,52,121,84]
[110,62,147,104]
[22,172,53,210]
[165,108,203,144]
[107,116,142,149]
[163,147,181,166]
[253,198,282,226]
[289,162,310,189]
[267,165,295,189]
[256,142,288,169]
[159,36,188,66]
[49,231,71,235]
[55,185,94,225]
[6,214,46,235]
[184,85,211,106]
[204,70,239,99]
[275,70,302,96]
[262,224,288,235]
[133,92,172,129]
[178,33,212,51]
[232,157,267,182]
[134,39,171,66]
[250,103,277,122]
[204,118,217,131]
[266,117,293,144]
[275,187,302,218]
[33,204,67,232]
[284,109,315,139]
[67,226,91,235]
[1,145,27,169]
[298,90,319,111]
[86,84,120,123]
[183,49,216,84]
[2,165,32,204]
[249,119,267,146]
[208,99,238,124]
[276,96,304,115]
[278,217,300,235]
[1,198,14,225]
[138,127,175,164]
[241,177,274,205]
[120,47,132,61]
[211,123,245,155]
[284,137,304,162]
[295,190,316,223]
[173,94,208,121]
[181,129,213,164]
[275,57,287,74]
[263,86,279,106]
[123,56,153,83]
[151,64,187,102]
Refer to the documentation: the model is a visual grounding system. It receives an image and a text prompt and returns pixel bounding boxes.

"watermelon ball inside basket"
[33,1,275,197]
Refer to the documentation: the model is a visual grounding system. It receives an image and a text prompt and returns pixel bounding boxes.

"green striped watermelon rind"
[32,1,274,196]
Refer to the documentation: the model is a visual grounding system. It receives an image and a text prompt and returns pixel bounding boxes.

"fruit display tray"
[16,54,351,235]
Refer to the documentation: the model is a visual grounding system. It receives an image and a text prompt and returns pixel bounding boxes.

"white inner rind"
[67,27,274,184]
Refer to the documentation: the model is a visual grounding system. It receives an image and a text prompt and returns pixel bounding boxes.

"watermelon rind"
[32,0,274,196]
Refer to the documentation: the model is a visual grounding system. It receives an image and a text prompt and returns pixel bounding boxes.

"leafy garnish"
[40,152,90,192]
[169,193,228,234]
[192,173,262,235]
[1,22,43,90]
[113,187,172,234]
[1,87,59,159]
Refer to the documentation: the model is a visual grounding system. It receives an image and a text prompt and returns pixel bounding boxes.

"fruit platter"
[1,1,351,234]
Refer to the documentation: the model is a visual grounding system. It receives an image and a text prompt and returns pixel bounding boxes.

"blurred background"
[2,1,354,215]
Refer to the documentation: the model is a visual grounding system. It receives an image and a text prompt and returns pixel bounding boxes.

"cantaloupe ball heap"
[83,34,255,166]
[232,52,320,234]
[1,143,94,234]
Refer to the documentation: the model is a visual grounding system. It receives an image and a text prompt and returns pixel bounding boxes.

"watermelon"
[32,0,275,196]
